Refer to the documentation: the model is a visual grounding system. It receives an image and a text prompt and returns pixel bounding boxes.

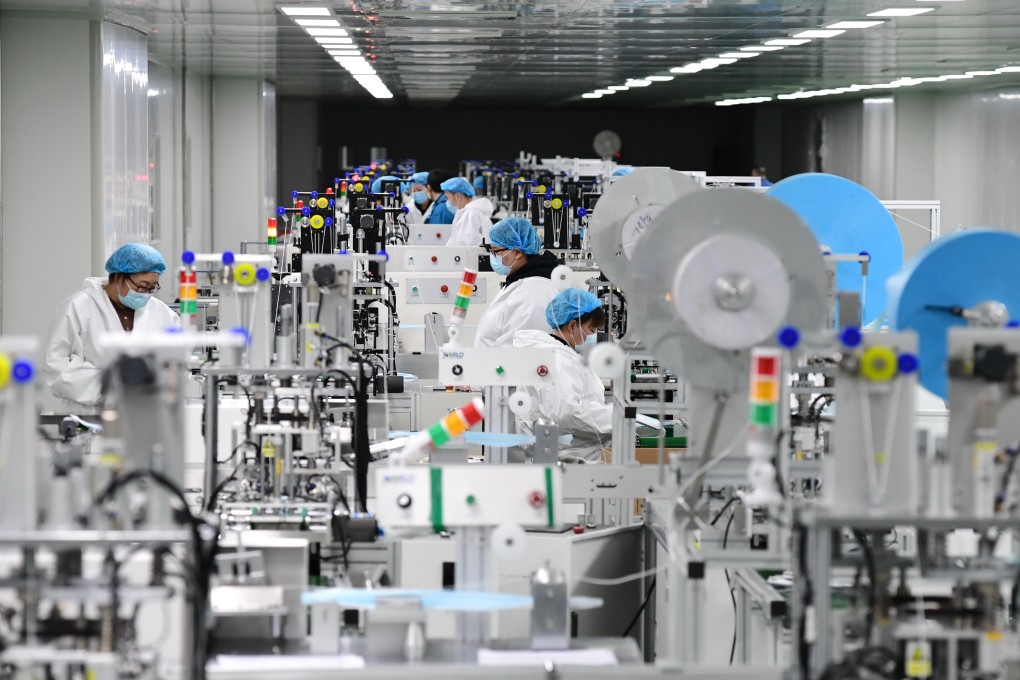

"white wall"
[211,77,276,252]
[1,17,95,337]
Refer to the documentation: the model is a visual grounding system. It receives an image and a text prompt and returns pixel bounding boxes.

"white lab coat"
[403,195,425,225]
[512,330,613,462]
[474,276,558,348]
[44,277,179,413]
[445,197,494,246]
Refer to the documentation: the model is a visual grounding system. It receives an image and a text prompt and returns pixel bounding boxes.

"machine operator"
[441,176,495,246]
[44,243,178,413]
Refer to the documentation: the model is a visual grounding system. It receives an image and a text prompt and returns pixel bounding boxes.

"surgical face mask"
[118,281,152,310]
[490,251,517,276]
[572,324,595,353]
[412,191,427,205]
[447,202,458,216]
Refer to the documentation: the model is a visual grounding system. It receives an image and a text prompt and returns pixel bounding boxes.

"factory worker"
[513,289,612,462]
[425,169,456,225]
[475,217,559,348]
[473,175,487,195]
[370,175,400,195]
[44,243,178,413]
[406,171,430,223]
[611,167,633,177]
[442,176,495,247]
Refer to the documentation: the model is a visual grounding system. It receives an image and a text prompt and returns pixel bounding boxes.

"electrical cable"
[620,576,655,638]
[723,512,737,665]
[852,530,877,646]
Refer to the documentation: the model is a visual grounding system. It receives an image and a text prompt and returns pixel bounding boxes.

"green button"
[496,366,505,375]
[466,494,476,506]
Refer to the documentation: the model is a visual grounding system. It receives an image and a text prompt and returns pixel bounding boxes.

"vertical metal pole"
[203,375,219,510]
[642,520,657,663]
[456,527,491,644]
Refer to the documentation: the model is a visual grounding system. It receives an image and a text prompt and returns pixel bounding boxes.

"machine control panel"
[404,277,488,305]
[438,347,557,387]
[409,226,454,246]
[375,465,563,529]
[386,246,482,272]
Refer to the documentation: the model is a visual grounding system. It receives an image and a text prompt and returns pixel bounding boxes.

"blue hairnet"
[611,167,633,177]
[412,171,429,185]
[105,243,166,275]
[440,176,476,197]
[473,176,486,191]
[546,289,602,329]
[371,175,399,194]
[489,217,542,255]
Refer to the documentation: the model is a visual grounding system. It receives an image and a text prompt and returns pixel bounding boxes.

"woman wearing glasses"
[44,243,178,413]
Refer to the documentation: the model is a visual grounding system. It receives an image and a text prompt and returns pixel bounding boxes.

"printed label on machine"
[905,641,932,678]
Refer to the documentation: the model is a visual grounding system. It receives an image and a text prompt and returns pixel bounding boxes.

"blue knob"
[840,326,863,348]
[577,208,588,217]
[325,217,334,226]
[311,191,319,200]
[328,199,335,207]
[301,207,311,217]
[231,326,251,346]
[182,250,196,265]
[334,177,341,184]
[256,267,271,282]
[526,192,533,200]
[291,190,299,199]
[12,360,33,384]
[532,180,539,187]
[897,353,919,374]
[402,206,409,213]
[777,326,800,349]
[821,246,832,256]
[859,251,871,260]
[379,250,390,262]
[339,249,349,255]
[276,206,286,216]
[222,251,235,265]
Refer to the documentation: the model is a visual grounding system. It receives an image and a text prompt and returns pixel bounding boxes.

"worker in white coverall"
[44,243,178,413]
[474,217,559,348]
[513,289,613,462]
[441,176,494,246]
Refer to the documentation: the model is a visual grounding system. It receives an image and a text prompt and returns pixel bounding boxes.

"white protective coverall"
[403,195,425,225]
[44,277,179,413]
[474,276,558,348]
[512,329,613,462]
[445,197,495,246]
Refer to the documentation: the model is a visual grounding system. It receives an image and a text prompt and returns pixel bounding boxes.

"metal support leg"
[456,527,491,644]
[483,386,510,464]
[642,521,657,663]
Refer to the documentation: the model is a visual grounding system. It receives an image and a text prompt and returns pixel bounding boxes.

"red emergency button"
[431,256,438,263]
[537,365,549,377]
[441,285,449,293]
[325,188,334,194]
[528,491,546,509]
[436,232,442,239]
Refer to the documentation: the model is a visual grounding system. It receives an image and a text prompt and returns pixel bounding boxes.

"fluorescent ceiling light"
[997,66,1020,73]
[765,38,811,46]
[967,70,999,76]
[329,49,361,56]
[608,85,629,91]
[792,29,845,38]
[646,75,674,82]
[701,58,737,66]
[582,93,602,99]
[827,20,885,29]
[719,52,757,59]
[626,79,652,87]
[595,89,616,95]
[867,7,934,16]
[670,64,704,73]
[865,97,894,104]
[315,37,354,45]
[305,27,349,36]
[741,45,784,52]
[294,18,341,27]
[280,6,330,16]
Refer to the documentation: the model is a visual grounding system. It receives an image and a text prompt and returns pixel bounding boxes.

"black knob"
[454,256,461,263]
[397,493,412,509]
[452,364,464,376]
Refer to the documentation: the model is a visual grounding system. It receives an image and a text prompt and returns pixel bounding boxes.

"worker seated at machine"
[475,217,559,348]
[513,289,612,462]
[441,176,494,246]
